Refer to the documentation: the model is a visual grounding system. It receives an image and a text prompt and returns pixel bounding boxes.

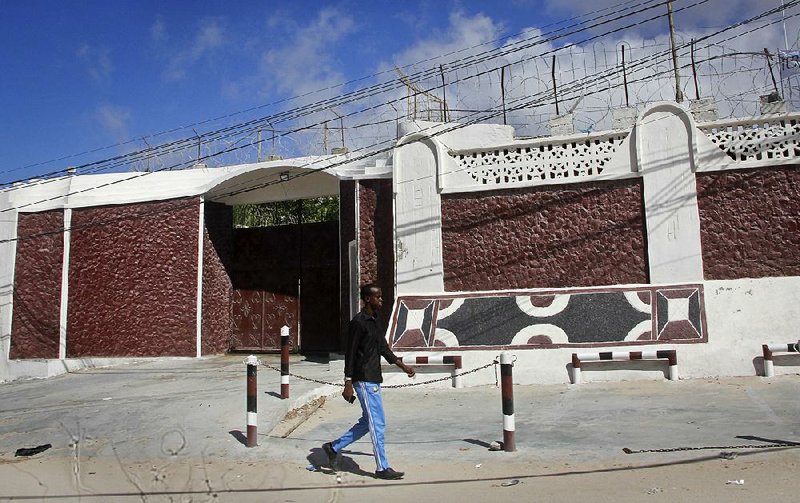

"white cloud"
[150,15,167,44]
[77,44,113,83]
[387,11,505,68]
[370,11,508,128]
[161,17,226,82]
[260,8,356,97]
[95,104,131,142]
[542,0,768,33]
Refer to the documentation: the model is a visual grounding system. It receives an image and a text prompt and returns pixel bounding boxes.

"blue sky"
[1,0,795,185]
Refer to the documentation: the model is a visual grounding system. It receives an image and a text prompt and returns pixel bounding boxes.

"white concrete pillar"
[635,103,704,283]
[196,199,205,358]
[58,208,71,360]
[393,137,444,294]
[0,199,18,379]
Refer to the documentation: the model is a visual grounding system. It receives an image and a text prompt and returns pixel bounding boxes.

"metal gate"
[229,221,339,353]
[231,289,299,351]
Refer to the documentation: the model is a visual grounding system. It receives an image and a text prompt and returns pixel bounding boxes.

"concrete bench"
[761,343,800,377]
[384,355,464,388]
[571,350,678,384]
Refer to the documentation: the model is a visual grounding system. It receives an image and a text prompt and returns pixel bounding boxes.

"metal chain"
[623,442,800,454]
[383,361,497,388]
[258,360,497,388]
[258,357,799,453]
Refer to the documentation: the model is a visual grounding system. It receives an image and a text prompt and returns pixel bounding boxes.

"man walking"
[323,283,415,480]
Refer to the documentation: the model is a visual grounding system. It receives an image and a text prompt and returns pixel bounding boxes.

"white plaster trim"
[438,170,639,195]
[353,181,361,319]
[58,208,72,360]
[196,199,204,358]
[447,129,627,155]
[625,320,653,341]
[634,102,699,173]
[432,328,459,347]
[338,172,393,180]
[394,132,450,195]
[436,298,464,320]
[515,294,571,317]
[511,324,569,345]
[395,282,659,299]
[624,291,651,314]
[0,208,18,363]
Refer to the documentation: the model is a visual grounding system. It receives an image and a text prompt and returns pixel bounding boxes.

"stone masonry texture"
[202,202,233,355]
[67,198,200,357]
[359,180,395,314]
[697,165,800,280]
[10,210,64,359]
[441,179,648,291]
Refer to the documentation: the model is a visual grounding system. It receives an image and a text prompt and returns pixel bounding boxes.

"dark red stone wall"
[202,202,233,355]
[441,179,648,291]
[10,211,64,359]
[67,198,200,357]
[359,180,395,315]
[697,166,800,279]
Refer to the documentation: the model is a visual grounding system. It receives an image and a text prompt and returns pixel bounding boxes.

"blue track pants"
[331,381,389,471]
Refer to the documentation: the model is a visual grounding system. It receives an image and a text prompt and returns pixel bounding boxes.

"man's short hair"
[360,283,379,301]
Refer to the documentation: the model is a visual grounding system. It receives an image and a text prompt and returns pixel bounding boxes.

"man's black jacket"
[344,310,398,383]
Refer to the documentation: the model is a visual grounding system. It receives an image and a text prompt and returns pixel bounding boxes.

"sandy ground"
[2,358,799,502]
[3,390,800,502]
[1,434,799,502]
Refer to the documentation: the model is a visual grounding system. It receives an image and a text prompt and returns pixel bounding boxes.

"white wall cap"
[397,121,515,150]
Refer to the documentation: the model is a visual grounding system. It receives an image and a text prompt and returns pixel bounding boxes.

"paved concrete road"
[1,355,799,502]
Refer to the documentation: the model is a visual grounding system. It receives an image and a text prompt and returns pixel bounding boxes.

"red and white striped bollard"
[245,355,258,448]
[500,352,516,452]
[281,325,290,399]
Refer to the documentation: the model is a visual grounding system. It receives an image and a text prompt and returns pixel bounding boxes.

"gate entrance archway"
[206,165,342,354]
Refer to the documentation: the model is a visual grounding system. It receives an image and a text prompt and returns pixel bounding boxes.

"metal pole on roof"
[439,64,449,122]
[621,45,630,107]
[764,48,780,95]
[691,39,700,100]
[551,55,560,115]
[667,1,684,102]
[782,0,790,51]
[501,65,507,125]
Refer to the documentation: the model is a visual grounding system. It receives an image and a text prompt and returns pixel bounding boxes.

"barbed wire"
[172,41,798,164]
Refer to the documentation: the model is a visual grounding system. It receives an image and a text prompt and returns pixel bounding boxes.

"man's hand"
[342,380,356,403]
[397,362,415,378]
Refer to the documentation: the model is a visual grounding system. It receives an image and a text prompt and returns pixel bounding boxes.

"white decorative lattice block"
[699,116,800,163]
[448,132,628,187]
